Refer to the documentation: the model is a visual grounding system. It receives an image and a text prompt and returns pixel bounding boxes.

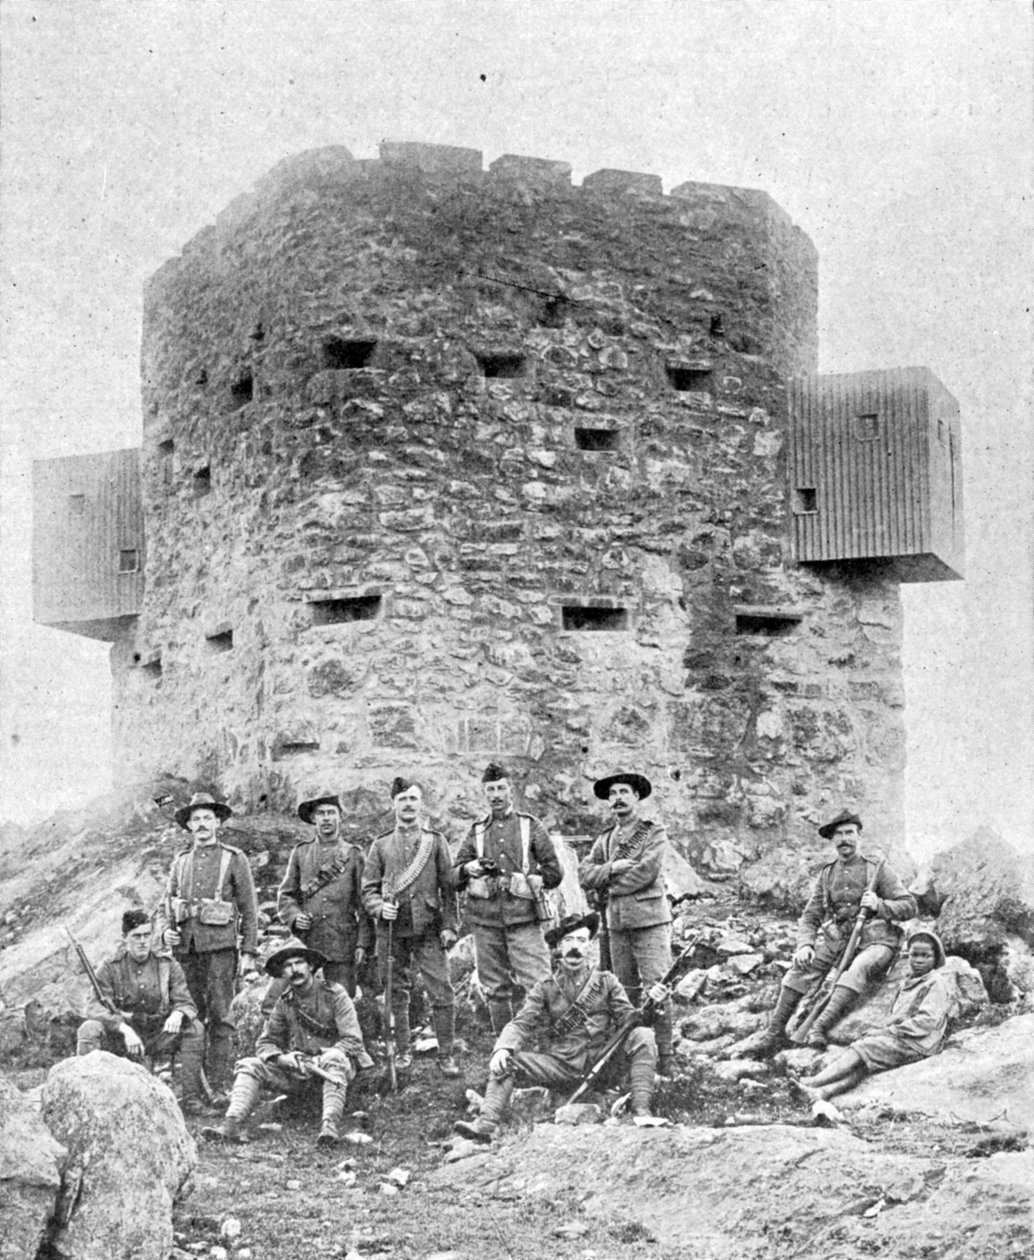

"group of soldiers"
[77,763,952,1145]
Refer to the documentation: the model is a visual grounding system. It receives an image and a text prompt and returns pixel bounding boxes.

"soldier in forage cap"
[361,777,462,1077]
[453,763,562,1034]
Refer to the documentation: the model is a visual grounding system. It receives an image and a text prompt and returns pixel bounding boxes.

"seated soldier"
[202,937,373,1146]
[76,909,210,1115]
[798,928,954,1104]
[454,911,670,1144]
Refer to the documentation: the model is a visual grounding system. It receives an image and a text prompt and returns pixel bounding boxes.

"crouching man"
[202,937,373,1146]
[76,909,210,1115]
[454,912,669,1144]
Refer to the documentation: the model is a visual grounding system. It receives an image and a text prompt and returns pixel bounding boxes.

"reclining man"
[202,937,373,1146]
[76,909,210,1115]
[454,911,670,1143]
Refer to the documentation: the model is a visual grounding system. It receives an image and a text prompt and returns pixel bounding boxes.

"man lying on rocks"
[796,928,955,1106]
[454,911,671,1143]
[202,937,373,1146]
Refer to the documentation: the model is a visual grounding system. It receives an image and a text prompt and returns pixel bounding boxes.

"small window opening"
[196,368,208,387]
[273,739,321,760]
[311,595,381,625]
[206,628,234,654]
[540,295,568,328]
[193,466,212,497]
[936,418,945,444]
[575,427,621,452]
[322,337,378,370]
[69,494,86,512]
[140,654,162,679]
[118,549,140,573]
[709,314,725,338]
[734,606,803,636]
[158,439,174,486]
[666,364,712,391]
[793,487,818,514]
[562,605,629,632]
[477,351,527,379]
[230,372,254,408]
[855,413,880,441]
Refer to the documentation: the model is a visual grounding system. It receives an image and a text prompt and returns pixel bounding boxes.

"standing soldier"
[202,936,373,1146]
[578,771,675,1077]
[158,791,259,1096]
[76,909,211,1115]
[361,777,461,1077]
[278,789,373,997]
[454,762,563,1034]
[743,809,916,1053]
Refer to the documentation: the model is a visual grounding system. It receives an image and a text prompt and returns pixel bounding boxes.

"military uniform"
[157,838,258,1085]
[76,945,206,1106]
[277,837,374,994]
[362,823,459,1065]
[455,807,562,1032]
[578,816,674,1067]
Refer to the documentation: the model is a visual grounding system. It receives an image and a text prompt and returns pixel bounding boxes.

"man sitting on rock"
[454,912,670,1143]
[202,937,373,1146]
[797,928,954,1104]
[741,810,916,1053]
[76,909,211,1115]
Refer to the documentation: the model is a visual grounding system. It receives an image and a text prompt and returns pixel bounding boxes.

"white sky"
[1,1,1031,857]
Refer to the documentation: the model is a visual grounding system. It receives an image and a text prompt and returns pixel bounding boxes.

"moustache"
[563,948,587,959]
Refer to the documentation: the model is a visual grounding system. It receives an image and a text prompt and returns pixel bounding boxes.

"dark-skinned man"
[454,762,562,1034]
[361,777,462,1077]
[578,771,675,1076]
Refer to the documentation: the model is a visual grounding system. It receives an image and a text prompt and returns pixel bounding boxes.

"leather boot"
[179,1032,219,1116]
[747,985,804,1053]
[201,1070,260,1143]
[392,1004,412,1070]
[654,998,675,1077]
[434,1007,461,1078]
[454,1075,513,1143]
[488,999,514,1036]
[807,986,856,1048]
[317,1082,348,1146]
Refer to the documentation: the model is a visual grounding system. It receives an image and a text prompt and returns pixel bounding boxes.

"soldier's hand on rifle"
[121,1024,144,1058]
[464,859,486,877]
[860,890,880,913]
[162,928,182,949]
[793,944,815,966]
[162,1010,184,1035]
[278,1051,306,1075]
[355,947,366,967]
[238,952,257,978]
[381,901,399,921]
[646,982,670,1005]
[440,929,458,950]
[489,1048,513,1077]
[294,912,313,931]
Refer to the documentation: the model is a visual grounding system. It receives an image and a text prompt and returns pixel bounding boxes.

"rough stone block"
[380,141,483,174]
[489,154,572,184]
[583,169,663,196]
[0,1072,65,1260]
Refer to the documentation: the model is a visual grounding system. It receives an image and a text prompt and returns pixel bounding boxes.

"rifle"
[292,1053,346,1087]
[563,936,700,1107]
[66,929,120,1016]
[789,858,885,1045]
[383,915,397,1093]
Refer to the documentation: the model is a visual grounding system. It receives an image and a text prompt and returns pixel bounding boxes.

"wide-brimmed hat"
[818,809,863,839]
[545,911,601,949]
[906,928,946,968]
[298,791,342,825]
[593,771,652,801]
[174,792,233,830]
[264,936,328,978]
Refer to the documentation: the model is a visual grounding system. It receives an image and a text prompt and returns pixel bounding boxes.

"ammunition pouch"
[507,872,534,900]
[467,876,494,900]
[196,897,235,927]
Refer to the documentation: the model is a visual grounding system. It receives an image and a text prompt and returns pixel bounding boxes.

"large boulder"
[841,1012,1034,1130]
[41,1052,196,1260]
[0,1073,66,1260]
[928,827,1034,952]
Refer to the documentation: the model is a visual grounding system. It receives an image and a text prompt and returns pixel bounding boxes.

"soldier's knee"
[77,1020,105,1054]
[235,1056,265,1081]
[625,1027,657,1056]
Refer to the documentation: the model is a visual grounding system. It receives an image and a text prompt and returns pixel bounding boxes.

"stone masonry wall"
[111,142,904,873]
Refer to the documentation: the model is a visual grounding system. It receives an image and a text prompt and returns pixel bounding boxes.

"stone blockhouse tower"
[33,142,963,869]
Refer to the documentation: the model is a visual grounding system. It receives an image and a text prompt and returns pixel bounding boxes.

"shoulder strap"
[386,830,437,899]
[474,821,486,858]
[158,957,171,1009]
[519,815,531,872]
[216,846,233,899]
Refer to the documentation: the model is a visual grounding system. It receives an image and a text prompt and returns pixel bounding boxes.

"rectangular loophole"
[666,364,712,391]
[562,605,629,632]
[793,487,818,514]
[734,606,803,636]
[69,493,86,512]
[855,413,880,441]
[575,427,621,452]
[158,439,175,487]
[206,628,234,653]
[322,337,378,369]
[193,466,211,497]
[136,652,162,679]
[477,351,527,379]
[311,595,381,625]
[230,372,254,408]
[272,740,320,761]
[118,549,140,573]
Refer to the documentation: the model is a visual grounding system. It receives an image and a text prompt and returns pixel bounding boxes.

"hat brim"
[174,801,233,829]
[818,813,863,839]
[298,795,342,825]
[264,945,328,977]
[545,911,601,949]
[593,773,652,801]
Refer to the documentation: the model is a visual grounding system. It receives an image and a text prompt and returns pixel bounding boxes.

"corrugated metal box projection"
[33,449,144,639]
[789,367,963,582]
